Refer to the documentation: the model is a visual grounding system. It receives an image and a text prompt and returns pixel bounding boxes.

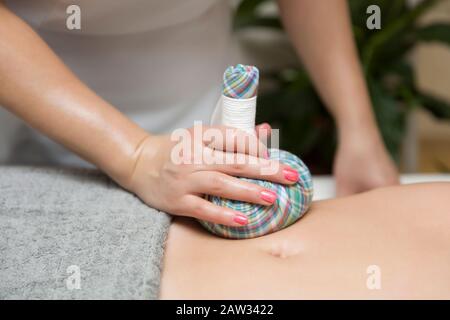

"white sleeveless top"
[5,0,232,166]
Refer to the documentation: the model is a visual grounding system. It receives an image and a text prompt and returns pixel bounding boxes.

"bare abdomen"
[160,183,450,299]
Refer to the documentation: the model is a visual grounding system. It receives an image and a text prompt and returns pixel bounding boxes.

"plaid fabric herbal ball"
[198,149,313,239]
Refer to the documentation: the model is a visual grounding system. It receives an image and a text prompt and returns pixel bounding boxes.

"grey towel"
[0,166,171,299]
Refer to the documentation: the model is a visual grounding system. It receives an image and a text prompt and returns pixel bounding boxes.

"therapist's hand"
[333,131,399,196]
[122,124,298,226]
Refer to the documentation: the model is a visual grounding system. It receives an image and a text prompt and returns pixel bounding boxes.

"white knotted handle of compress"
[210,95,257,135]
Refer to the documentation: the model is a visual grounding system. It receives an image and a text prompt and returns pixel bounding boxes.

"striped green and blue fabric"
[222,64,259,99]
[199,149,313,239]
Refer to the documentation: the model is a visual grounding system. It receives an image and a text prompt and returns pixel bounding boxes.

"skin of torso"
[160,183,450,299]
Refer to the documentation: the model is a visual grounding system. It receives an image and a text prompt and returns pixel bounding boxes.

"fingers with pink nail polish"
[233,214,248,226]
[260,190,277,204]
[283,168,299,182]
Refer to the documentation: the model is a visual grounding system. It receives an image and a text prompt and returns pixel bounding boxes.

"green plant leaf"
[418,93,450,119]
[415,23,450,45]
[362,0,440,73]
[236,0,270,17]
[368,79,407,161]
[256,80,336,173]
[235,16,282,30]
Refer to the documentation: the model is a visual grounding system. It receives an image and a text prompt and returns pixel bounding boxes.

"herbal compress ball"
[199,148,313,239]
[197,64,314,239]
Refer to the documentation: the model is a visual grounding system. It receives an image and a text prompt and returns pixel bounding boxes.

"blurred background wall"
[414,0,450,172]
[1,0,449,174]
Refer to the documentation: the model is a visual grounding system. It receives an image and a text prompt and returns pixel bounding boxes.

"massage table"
[1,166,449,299]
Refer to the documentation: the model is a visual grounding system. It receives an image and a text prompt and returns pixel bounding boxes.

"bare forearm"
[0,4,148,183]
[277,0,379,139]
[277,0,398,193]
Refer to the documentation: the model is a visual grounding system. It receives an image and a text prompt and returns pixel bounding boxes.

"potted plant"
[235,0,450,173]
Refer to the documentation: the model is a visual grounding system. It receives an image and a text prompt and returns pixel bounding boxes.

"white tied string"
[220,95,257,135]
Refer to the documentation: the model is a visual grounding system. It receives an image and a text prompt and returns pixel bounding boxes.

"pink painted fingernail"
[263,150,269,160]
[283,168,299,182]
[260,190,277,204]
[233,214,248,226]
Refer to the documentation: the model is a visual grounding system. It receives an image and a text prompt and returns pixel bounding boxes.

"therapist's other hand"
[333,132,399,197]
[122,124,298,226]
